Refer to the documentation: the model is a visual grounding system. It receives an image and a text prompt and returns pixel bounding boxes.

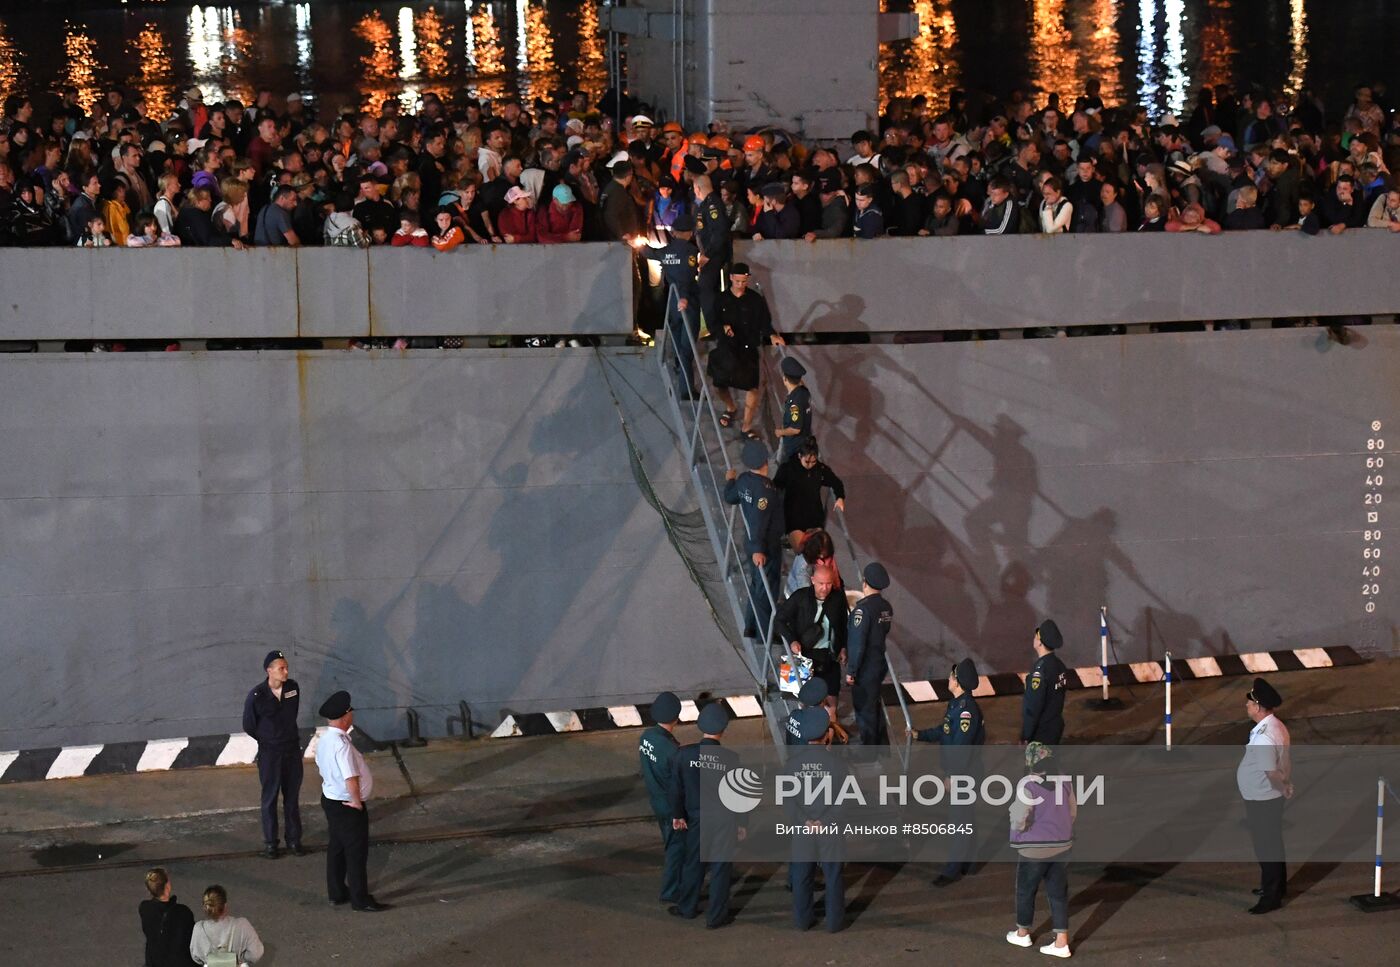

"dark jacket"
[772,454,845,532]
[242,678,302,747]
[639,724,679,817]
[139,896,198,967]
[600,179,643,241]
[754,203,801,240]
[669,737,739,826]
[1021,651,1067,743]
[845,592,892,682]
[887,191,927,237]
[812,195,851,238]
[774,585,849,662]
[723,470,784,554]
[174,205,232,247]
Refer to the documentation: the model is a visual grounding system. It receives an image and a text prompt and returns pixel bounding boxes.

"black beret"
[741,439,769,470]
[863,562,890,590]
[797,705,831,743]
[697,701,730,734]
[798,677,829,707]
[1037,619,1063,651]
[263,649,286,669]
[318,690,352,719]
[1248,677,1281,710]
[650,691,682,723]
[954,657,978,692]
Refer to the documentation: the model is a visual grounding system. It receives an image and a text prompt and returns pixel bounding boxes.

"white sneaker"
[1039,941,1071,958]
[1006,930,1033,948]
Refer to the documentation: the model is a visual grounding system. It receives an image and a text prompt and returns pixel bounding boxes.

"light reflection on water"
[0,1,1347,124]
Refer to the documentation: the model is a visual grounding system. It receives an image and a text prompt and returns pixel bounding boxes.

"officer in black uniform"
[784,679,829,745]
[774,356,813,464]
[692,173,730,336]
[845,562,894,746]
[656,212,702,398]
[912,657,984,884]
[1021,619,1068,744]
[639,691,685,904]
[788,705,848,932]
[724,439,784,641]
[668,702,741,929]
[242,649,304,858]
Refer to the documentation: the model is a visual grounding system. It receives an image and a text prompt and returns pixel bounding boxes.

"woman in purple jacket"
[1007,742,1076,958]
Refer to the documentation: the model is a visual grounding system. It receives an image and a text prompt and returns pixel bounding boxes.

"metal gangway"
[650,286,913,758]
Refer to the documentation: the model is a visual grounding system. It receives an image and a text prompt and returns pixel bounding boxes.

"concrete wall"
[0,349,752,751]
[734,233,1400,333]
[0,244,634,341]
[796,329,1400,681]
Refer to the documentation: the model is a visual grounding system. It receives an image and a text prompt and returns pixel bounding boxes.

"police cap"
[1036,619,1063,651]
[741,439,769,470]
[697,701,730,735]
[798,677,829,707]
[650,691,682,723]
[780,356,806,380]
[862,561,890,590]
[954,657,978,692]
[263,649,286,669]
[1247,677,1281,710]
[318,690,352,719]
[683,155,706,175]
[797,706,831,743]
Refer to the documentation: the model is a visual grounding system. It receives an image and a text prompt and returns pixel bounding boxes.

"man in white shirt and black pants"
[314,690,389,913]
[1236,677,1292,915]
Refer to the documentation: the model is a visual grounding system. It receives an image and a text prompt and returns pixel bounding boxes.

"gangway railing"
[653,286,795,746]
[759,352,914,766]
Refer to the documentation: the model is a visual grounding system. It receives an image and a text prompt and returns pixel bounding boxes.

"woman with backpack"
[1007,742,1076,958]
[190,885,263,966]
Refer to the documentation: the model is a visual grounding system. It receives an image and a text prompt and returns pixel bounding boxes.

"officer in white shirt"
[1235,677,1292,915]
[314,691,388,912]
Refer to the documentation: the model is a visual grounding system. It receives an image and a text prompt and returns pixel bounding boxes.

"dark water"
[0,1,1396,121]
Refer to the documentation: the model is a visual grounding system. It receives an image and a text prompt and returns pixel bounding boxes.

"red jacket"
[497,206,538,243]
[537,201,582,243]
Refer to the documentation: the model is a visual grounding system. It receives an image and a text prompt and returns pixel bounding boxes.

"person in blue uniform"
[657,212,702,399]
[668,702,741,929]
[788,705,848,932]
[1021,620,1068,744]
[845,562,894,745]
[724,439,784,641]
[773,356,813,464]
[692,173,730,341]
[784,678,830,746]
[912,657,985,885]
[242,650,304,858]
[639,691,685,904]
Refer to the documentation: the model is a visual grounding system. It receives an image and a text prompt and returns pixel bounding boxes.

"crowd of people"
[2,78,1399,255]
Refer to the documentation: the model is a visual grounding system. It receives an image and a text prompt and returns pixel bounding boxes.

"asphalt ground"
[3,661,1399,965]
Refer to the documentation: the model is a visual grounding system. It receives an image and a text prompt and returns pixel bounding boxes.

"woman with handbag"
[190,885,263,966]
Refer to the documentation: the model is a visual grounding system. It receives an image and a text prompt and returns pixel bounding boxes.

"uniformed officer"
[692,173,730,335]
[1021,620,1068,745]
[669,702,741,929]
[845,562,894,745]
[773,356,812,464]
[788,705,847,932]
[656,212,702,399]
[242,650,304,858]
[724,439,784,641]
[912,657,984,884]
[639,691,685,904]
[314,691,388,912]
[785,678,830,746]
[1238,677,1292,914]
